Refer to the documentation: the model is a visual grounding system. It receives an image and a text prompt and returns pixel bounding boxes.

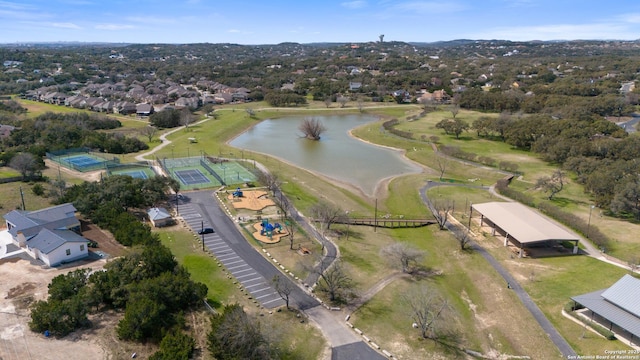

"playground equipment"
[260,219,282,239]
[232,187,243,198]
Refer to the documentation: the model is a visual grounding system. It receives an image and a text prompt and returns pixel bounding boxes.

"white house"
[3,203,89,266]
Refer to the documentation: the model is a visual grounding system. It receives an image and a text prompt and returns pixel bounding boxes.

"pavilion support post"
[609,322,613,331]
[519,247,523,258]
[504,233,509,246]
[573,241,579,254]
[491,227,496,236]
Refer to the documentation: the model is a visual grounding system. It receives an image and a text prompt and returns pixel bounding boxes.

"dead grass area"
[0,258,108,360]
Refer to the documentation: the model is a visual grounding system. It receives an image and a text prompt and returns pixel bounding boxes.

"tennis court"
[63,155,102,168]
[174,169,211,185]
[114,169,148,179]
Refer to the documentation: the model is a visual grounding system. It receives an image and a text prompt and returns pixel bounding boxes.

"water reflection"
[230,115,422,196]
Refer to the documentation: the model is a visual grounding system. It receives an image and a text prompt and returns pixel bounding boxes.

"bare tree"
[323,97,332,108]
[337,96,348,108]
[357,97,365,113]
[381,242,425,273]
[454,227,472,250]
[432,200,453,230]
[314,260,354,303]
[140,125,158,142]
[436,157,447,181]
[418,97,436,112]
[283,217,296,250]
[180,108,195,128]
[449,104,460,119]
[535,170,565,200]
[272,275,294,309]
[402,285,453,340]
[256,171,282,194]
[298,118,327,140]
[310,201,344,233]
[10,152,39,180]
[245,108,256,118]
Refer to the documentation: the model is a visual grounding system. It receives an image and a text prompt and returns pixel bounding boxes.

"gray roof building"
[4,203,79,240]
[572,274,640,340]
[28,228,88,255]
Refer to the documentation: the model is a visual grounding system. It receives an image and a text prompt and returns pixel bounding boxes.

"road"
[420,182,577,358]
[176,190,385,360]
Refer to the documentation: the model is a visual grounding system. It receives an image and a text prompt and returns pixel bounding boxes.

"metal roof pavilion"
[471,202,579,244]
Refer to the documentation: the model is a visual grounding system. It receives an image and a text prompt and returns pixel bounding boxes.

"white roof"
[472,202,579,244]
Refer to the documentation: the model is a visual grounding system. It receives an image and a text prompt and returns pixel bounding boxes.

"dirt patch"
[81,220,128,258]
[44,158,103,183]
[227,190,275,211]
[0,258,108,360]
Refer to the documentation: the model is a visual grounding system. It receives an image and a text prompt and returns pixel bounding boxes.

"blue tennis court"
[174,169,211,185]
[64,155,101,167]
[116,170,148,179]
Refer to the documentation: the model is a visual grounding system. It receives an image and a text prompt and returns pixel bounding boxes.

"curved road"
[420,182,577,358]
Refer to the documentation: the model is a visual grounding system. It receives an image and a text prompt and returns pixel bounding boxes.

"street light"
[587,205,595,239]
[345,211,350,242]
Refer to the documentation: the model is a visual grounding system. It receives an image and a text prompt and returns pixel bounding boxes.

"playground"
[252,219,288,244]
[227,189,275,211]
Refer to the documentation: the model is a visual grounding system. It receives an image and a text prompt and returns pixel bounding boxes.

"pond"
[229,114,422,196]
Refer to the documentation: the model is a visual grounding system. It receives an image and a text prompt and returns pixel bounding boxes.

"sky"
[1,0,640,44]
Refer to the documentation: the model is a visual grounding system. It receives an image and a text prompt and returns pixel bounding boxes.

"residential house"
[349,82,362,91]
[3,203,89,267]
[136,103,154,117]
[147,207,173,227]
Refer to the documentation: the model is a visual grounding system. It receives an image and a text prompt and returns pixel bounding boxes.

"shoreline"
[227,116,431,201]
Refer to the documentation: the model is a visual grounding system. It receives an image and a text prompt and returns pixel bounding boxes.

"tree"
[357,97,365,113]
[402,285,453,340]
[272,275,293,309]
[150,331,196,360]
[314,260,354,303]
[536,170,565,200]
[310,201,344,232]
[10,152,39,180]
[323,97,332,108]
[207,304,278,360]
[116,296,166,342]
[140,125,158,142]
[436,157,447,181]
[432,200,453,230]
[610,180,640,220]
[256,171,281,194]
[454,227,472,250]
[381,242,425,274]
[435,118,469,139]
[180,109,195,128]
[298,117,326,140]
[449,104,460,119]
[337,96,348,108]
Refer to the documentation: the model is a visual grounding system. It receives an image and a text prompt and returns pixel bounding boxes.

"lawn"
[0,180,55,212]
[155,225,325,359]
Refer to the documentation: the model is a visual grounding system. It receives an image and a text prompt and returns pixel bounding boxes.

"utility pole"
[374,198,378,232]
[201,221,205,251]
[20,186,26,211]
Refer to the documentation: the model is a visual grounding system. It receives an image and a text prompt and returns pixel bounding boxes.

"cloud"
[341,1,367,9]
[95,23,135,30]
[618,13,640,24]
[391,1,467,14]
[473,23,635,41]
[51,22,81,29]
[126,16,176,25]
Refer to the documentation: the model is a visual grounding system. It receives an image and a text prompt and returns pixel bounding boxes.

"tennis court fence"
[200,158,225,185]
